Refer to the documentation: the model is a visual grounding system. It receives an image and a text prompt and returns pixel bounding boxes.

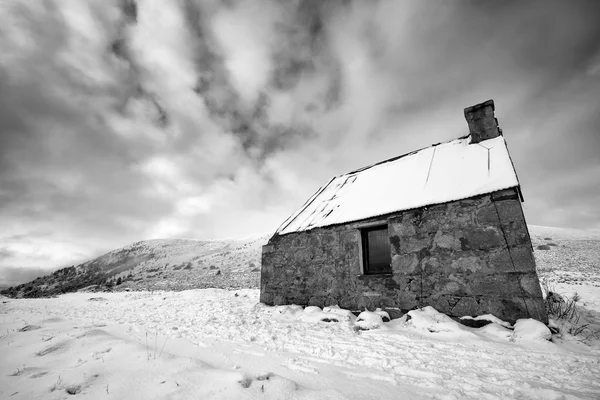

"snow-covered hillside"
[3,235,269,297]
[529,225,600,288]
[112,236,269,291]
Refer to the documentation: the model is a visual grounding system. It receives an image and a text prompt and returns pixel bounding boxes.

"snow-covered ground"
[2,288,600,400]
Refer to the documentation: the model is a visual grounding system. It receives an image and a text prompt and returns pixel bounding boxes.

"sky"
[1,0,599,286]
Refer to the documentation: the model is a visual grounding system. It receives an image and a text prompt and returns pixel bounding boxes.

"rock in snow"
[355,311,384,330]
[511,318,552,342]
[401,306,475,337]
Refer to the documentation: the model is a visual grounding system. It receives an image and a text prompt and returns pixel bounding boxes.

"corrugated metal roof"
[277,135,520,235]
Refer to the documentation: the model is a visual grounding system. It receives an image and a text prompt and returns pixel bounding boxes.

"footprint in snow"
[282,360,320,374]
[36,340,71,357]
[76,329,110,339]
[92,347,112,360]
[19,325,41,332]
[42,317,64,324]
[8,367,46,378]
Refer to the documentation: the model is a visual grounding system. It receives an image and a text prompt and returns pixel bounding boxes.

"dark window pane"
[363,226,391,274]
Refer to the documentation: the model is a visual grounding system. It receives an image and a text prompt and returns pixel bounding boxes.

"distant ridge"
[1,235,268,298]
[3,225,598,298]
[528,225,600,240]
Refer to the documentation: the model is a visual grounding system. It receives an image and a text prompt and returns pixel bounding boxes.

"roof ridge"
[345,134,471,176]
[276,134,518,235]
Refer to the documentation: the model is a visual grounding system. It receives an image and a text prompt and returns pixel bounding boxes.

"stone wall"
[260,189,547,324]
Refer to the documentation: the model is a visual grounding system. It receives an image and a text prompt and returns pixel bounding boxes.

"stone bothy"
[260,100,547,324]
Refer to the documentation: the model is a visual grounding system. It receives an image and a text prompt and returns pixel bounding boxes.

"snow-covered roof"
[277,135,520,235]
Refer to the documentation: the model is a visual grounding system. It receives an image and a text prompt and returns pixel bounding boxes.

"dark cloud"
[0,249,15,261]
[121,0,138,23]
[1,0,599,280]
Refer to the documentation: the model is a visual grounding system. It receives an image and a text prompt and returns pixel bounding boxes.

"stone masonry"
[260,188,547,324]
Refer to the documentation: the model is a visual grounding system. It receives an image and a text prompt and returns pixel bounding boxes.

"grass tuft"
[541,278,598,340]
[50,375,62,392]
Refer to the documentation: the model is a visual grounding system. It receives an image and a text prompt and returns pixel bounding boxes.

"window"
[361,225,391,275]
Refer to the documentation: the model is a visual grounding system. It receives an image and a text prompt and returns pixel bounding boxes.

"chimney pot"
[464,99,500,144]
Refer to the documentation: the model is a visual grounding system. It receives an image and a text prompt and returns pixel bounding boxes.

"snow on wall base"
[260,189,548,324]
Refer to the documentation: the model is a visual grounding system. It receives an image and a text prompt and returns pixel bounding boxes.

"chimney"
[464,99,501,144]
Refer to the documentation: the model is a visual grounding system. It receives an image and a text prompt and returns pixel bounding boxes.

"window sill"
[357,273,393,280]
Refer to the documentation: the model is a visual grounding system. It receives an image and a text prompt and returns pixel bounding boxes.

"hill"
[529,225,600,288]
[2,224,599,299]
[1,235,269,298]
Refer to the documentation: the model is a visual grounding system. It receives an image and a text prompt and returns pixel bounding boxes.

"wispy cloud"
[1,0,599,283]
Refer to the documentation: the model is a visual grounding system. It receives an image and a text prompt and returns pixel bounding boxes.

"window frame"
[360,224,392,275]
